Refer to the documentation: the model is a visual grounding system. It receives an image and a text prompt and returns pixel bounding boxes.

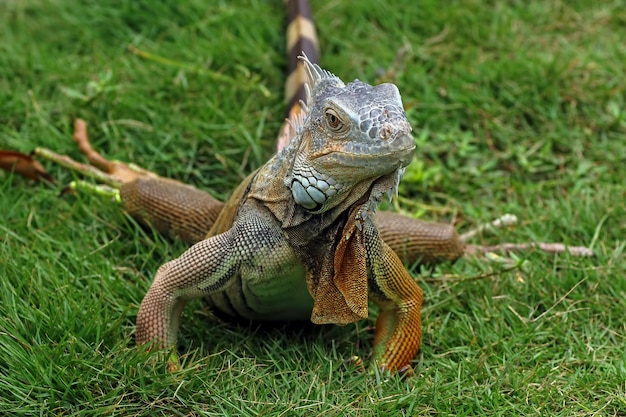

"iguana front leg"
[373,244,424,373]
[135,228,240,347]
[365,223,424,373]
[136,207,301,348]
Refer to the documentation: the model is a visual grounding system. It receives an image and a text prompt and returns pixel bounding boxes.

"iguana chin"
[135,55,423,373]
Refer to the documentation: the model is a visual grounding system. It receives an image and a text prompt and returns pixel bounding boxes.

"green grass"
[1,0,625,415]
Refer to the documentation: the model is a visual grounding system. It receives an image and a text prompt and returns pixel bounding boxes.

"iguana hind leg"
[376,211,465,266]
[376,210,594,266]
[34,119,225,244]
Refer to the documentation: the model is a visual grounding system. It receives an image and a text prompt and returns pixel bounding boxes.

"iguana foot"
[461,213,594,258]
[372,363,414,380]
[32,118,159,190]
[166,350,181,373]
[340,355,365,373]
[66,180,121,202]
[30,119,225,244]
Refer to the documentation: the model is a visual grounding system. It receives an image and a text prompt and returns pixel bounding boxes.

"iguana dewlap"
[135,55,424,372]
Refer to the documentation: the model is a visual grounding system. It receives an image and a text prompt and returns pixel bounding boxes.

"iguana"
[1,0,593,374]
[134,51,428,372]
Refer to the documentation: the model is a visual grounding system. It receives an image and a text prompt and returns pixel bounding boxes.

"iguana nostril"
[380,123,393,140]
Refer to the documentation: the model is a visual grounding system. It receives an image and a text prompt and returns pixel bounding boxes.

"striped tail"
[277,0,320,152]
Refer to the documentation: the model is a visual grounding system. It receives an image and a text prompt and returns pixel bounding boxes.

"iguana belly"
[206,251,313,321]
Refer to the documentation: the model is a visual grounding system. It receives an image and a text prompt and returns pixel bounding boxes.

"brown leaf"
[0,150,55,183]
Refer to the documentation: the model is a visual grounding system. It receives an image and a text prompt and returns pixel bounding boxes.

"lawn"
[1,0,625,415]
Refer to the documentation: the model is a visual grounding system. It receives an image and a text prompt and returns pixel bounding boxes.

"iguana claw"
[33,118,159,190]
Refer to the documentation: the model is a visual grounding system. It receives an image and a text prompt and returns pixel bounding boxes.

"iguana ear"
[310,215,369,325]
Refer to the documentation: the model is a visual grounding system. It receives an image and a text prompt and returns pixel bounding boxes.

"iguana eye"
[325,109,345,132]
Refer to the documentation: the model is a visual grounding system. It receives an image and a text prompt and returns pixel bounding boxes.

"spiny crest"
[286,53,344,138]
[298,53,345,111]
[287,109,307,139]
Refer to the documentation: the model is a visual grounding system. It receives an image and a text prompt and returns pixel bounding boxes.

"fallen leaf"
[0,150,55,183]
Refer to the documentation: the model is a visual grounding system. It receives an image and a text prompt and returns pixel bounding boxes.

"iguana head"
[285,55,415,213]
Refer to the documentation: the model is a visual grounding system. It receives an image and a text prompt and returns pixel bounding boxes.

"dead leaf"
[0,150,55,183]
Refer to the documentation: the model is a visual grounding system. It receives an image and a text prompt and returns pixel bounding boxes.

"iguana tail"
[277,0,319,151]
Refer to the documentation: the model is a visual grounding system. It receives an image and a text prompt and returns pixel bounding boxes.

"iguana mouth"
[314,142,415,170]
[311,129,414,156]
